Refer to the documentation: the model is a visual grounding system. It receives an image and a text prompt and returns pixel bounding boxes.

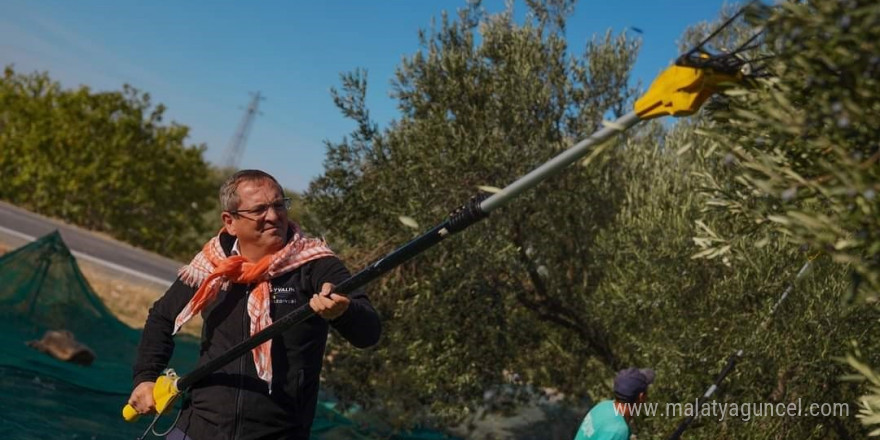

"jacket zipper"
[231,284,249,440]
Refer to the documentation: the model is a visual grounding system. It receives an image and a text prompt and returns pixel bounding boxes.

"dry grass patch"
[76,261,203,336]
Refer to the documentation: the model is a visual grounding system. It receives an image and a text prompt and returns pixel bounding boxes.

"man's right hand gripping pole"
[122,369,181,422]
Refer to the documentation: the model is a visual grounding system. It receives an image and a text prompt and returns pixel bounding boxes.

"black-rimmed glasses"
[227,197,292,219]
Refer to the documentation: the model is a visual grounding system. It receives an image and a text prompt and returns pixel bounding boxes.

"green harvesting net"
[0,232,453,440]
[0,231,198,439]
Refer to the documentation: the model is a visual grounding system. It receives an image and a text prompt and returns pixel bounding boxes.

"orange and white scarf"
[174,225,334,388]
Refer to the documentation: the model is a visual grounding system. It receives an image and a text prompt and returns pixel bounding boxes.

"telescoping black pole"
[666,351,741,440]
[175,111,641,391]
[664,259,813,439]
[178,196,487,389]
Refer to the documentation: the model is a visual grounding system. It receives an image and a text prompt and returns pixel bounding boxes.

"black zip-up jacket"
[133,232,381,439]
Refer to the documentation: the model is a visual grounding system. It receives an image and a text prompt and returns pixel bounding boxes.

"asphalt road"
[0,200,181,285]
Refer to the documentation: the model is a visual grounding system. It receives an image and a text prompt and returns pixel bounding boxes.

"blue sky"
[2,0,728,192]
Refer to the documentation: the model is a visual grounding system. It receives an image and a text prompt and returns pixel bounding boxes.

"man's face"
[222,179,290,253]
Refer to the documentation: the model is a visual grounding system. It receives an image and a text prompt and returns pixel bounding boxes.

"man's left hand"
[310,282,350,320]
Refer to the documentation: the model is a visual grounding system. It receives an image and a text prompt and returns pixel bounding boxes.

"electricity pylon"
[222,91,264,170]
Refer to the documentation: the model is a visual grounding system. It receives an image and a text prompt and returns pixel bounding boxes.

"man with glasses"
[128,170,381,439]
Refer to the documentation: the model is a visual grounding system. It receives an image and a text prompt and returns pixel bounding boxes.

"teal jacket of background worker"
[574,400,630,440]
[574,368,655,440]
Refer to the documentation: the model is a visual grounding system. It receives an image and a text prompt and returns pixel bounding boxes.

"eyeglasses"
[227,197,292,219]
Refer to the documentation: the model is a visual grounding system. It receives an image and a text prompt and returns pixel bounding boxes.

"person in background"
[574,367,655,440]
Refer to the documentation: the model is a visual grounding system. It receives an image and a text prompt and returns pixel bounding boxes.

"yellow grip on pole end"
[121,369,180,422]
[153,374,180,413]
[123,404,140,422]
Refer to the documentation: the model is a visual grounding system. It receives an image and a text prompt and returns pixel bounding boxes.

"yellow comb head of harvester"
[634,60,744,120]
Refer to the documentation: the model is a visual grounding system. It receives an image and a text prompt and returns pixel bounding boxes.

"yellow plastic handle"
[122,404,140,422]
[121,371,179,423]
